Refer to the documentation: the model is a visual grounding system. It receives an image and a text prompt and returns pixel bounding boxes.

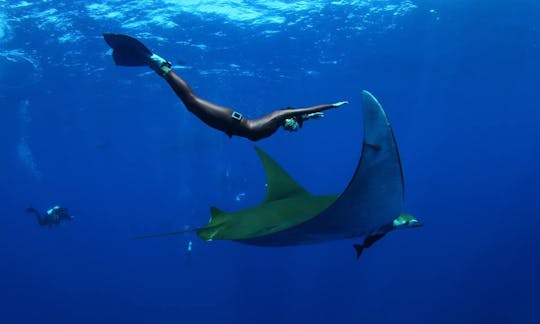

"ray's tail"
[133,227,199,240]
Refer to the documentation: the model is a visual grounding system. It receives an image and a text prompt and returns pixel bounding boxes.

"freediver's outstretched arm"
[242,102,345,141]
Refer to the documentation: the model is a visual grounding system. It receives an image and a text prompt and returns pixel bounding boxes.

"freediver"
[25,205,74,226]
[103,33,348,141]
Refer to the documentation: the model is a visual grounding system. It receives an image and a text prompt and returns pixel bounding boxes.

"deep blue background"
[1,1,539,323]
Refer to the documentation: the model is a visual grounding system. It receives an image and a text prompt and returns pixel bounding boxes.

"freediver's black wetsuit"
[163,70,339,141]
[102,33,345,140]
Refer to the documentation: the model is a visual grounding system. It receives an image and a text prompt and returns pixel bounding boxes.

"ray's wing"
[240,91,404,245]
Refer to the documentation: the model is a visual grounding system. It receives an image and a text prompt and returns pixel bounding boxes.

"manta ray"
[136,91,421,258]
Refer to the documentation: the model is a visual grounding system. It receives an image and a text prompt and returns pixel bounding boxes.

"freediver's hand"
[305,112,324,120]
[332,100,349,107]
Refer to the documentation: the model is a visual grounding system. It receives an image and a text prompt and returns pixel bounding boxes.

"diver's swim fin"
[103,33,152,66]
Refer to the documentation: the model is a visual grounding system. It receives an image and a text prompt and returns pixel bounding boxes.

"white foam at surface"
[0,4,10,42]
[0,19,5,40]
[4,0,417,42]
[84,0,416,29]
[1,0,417,75]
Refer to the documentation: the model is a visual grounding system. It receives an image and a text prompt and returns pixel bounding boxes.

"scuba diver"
[25,205,74,226]
[103,33,348,141]
[353,214,422,260]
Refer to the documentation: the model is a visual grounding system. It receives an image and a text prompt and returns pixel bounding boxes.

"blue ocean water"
[1,1,539,323]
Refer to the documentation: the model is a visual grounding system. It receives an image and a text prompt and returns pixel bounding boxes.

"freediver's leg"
[161,71,243,134]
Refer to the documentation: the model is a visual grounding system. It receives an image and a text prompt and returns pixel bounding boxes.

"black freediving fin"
[103,33,152,66]
[353,244,365,260]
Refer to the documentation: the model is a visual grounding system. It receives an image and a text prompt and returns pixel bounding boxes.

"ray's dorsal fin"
[209,206,226,222]
[254,146,310,203]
